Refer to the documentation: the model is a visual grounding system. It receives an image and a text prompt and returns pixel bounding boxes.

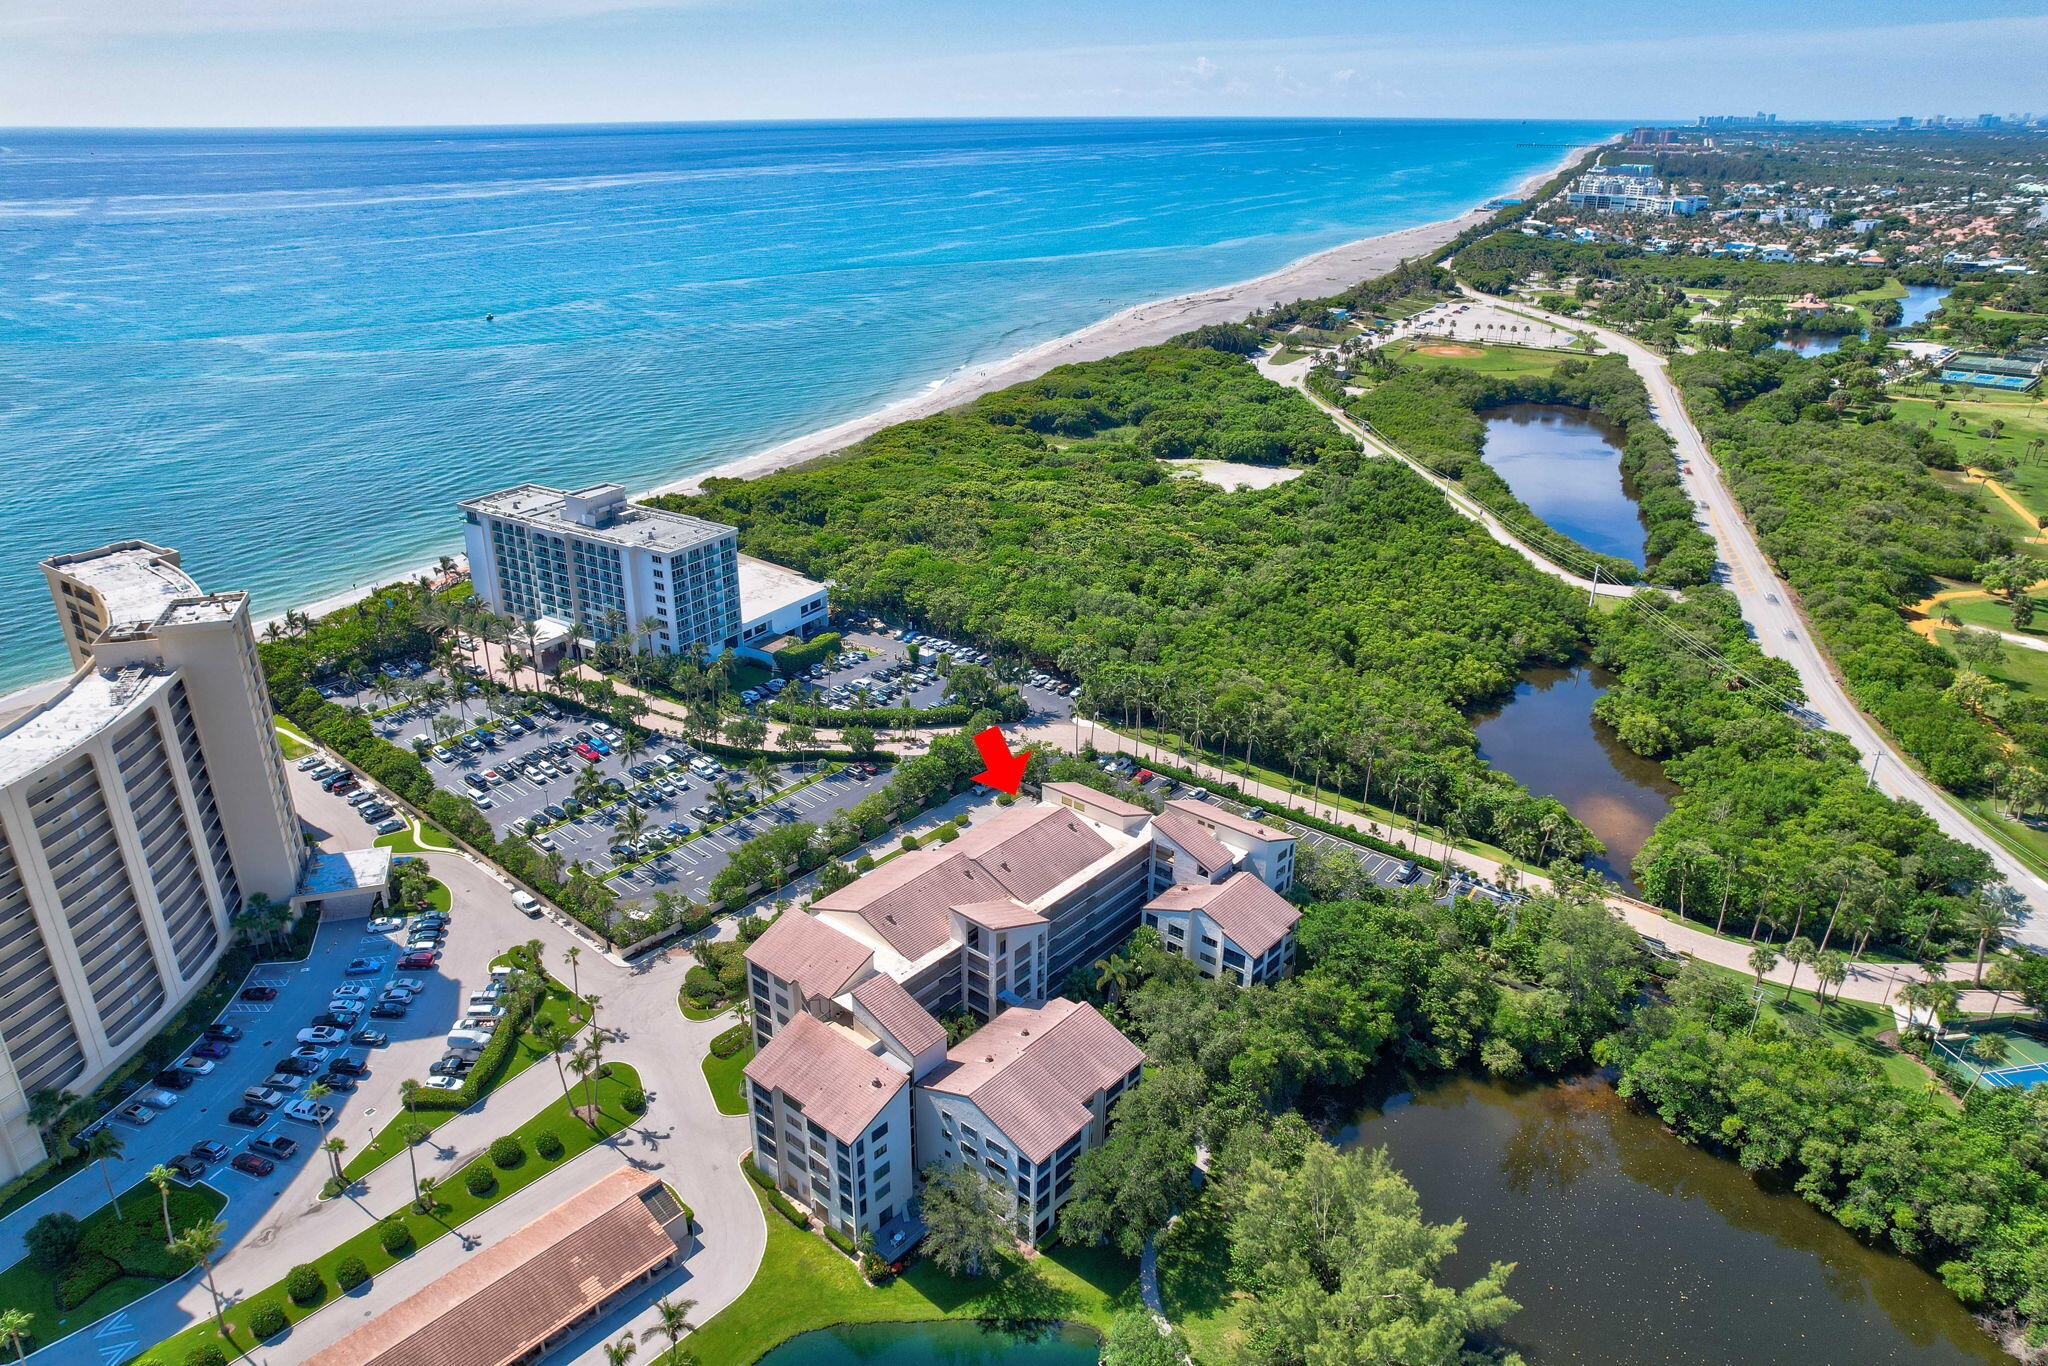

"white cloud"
[1,0,734,37]
[1187,56,1218,80]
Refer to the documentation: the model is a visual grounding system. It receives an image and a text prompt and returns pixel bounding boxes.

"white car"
[463,1002,504,1022]
[175,1057,217,1075]
[533,832,556,850]
[296,755,325,771]
[297,1026,347,1046]
[330,983,370,1000]
[264,1072,307,1092]
[118,1104,156,1125]
[367,916,404,933]
[423,1074,464,1091]
[137,1088,180,1110]
[282,1098,336,1126]
[390,976,427,994]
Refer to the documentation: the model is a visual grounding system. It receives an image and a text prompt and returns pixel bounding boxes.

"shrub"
[934,822,960,843]
[621,1087,647,1114]
[465,1165,497,1197]
[683,965,726,1006]
[854,855,875,872]
[404,975,543,1112]
[378,1221,413,1256]
[186,1346,230,1366]
[900,835,919,851]
[744,1155,809,1228]
[823,1224,857,1258]
[54,1248,121,1310]
[248,1300,288,1339]
[335,1255,369,1291]
[489,1136,525,1170]
[285,1262,324,1305]
[534,1129,565,1160]
[710,1024,751,1058]
[26,1210,82,1270]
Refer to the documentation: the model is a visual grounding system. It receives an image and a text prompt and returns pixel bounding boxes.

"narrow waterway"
[1480,404,1649,567]
[1775,329,1851,356]
[1470,664,1676,893]
[1775,285,1952,355]
[1345,1076,2012,1366]
[752,1320,1099,1366]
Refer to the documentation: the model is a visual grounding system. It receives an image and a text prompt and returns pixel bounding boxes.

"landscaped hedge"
[742,1153,809,1229]
[402,976,544,1113]
[822,1224,858,1258]
[767,701,976,730]
[46,1182,225,1308]
[709,1023,751,1059]
[772,631,842,677]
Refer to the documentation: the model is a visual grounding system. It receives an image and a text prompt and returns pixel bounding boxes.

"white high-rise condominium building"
[0,542,301,1181]
[461,481,828,658]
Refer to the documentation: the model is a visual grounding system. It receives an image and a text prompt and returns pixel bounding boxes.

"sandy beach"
[250,138,1607,637]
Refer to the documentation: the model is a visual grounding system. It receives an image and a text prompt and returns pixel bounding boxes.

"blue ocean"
[0,118,1617,692]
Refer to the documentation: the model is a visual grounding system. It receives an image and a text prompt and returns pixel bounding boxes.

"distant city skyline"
[4,0,2047,128]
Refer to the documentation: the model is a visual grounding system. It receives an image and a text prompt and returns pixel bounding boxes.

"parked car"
[152,1069,194,1091]
[429,1058,469,1078]
[351,1029,389,1048]
[167,1154,208,1181]
[297,1026,347,1046]
[117,1103,156,1125]
[263,1072,307,1091]
[242,1085,286,1108]
[274,1057,319,1076]
[226,1105,268,1127]
[375,817,407,835]
[203,1024,243,1043]
[239,986,277,1002]
[174,1056,217,1075]
[512,890,541,917]
[282,1098,335,1126]
[191,1040,230,1061]
[423,1075,464,1092]
[399,949,439,969]
[137,1088,181,1110]
[190,1139,231,1164]
[344,957,386,976]
[370,1001,409,1020]
[230,1153,276,1177]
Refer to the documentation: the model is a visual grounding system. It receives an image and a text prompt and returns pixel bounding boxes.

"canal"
[1346,1076,2012,1366]
[1471,664,1675,894]
[1480,404,1648,567]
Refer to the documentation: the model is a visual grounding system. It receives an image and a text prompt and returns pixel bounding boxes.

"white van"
[511,890,541,917]
[445,1028,491,1055]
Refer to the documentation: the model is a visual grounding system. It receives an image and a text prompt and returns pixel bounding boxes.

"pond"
[1774,286,1952,356]
[1344,1075,2013,1366]
[1470,664,1676,893]
[753,1321,1100,1366]
[1480,404,1648,568]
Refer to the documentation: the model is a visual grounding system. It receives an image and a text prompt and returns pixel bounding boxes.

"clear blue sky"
[5,0,2045,128]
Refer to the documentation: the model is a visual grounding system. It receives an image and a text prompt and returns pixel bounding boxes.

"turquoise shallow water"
[0,118,1617,691]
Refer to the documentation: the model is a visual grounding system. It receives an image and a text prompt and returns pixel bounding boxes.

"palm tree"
[402,1122,430,1207]
[603,1331,638,1366]
[85,1127,124,1217]
[653,1296,698,1358]
[27,1088,78,1140]
[1747,943,1779,988]
[323,1136,349,1184]
[1961,893,2018,984]
[305,1080,335,1136]
[534,1018,575,1105]
[618,803,648,847]
[563,944,582,1000]
[415,1174,439,1215]
[1967,1030,2012,1086]
[1899,977,1961,1036]
[170,1219,229,1335]
[570,1043,601,1125]
[147,1163,176,1245]
[1779,935,1816,1002]
[400,1077,422,1112]
[0,1309,32,1362]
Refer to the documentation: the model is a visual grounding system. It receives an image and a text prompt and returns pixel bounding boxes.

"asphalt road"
[1472,288,2048,950]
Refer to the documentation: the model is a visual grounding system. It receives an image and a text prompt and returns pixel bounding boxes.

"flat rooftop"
[298,847,394,901]
[0,665,171,789]
[43,541,200,630]
[461,483,734,556]
[738,553,826,624]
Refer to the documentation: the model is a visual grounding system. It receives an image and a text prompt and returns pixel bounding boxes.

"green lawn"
[1936,591,2048,638]
[0,1179,226,1358]
[374,821,458,854]
[665,1187,1136,1366]
[341,971,588,1181]
[145,1065,644,1364]
[680,995,732,1022]
[1154,1196,1243,1366]
[1930,625,2048,696]
[701,1034,755,1116]
[1390,340,1568,377]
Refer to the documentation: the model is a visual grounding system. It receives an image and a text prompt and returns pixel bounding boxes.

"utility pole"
[1588,563,1601,608]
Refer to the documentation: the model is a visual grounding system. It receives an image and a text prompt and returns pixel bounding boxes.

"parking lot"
[829,624,1081,727]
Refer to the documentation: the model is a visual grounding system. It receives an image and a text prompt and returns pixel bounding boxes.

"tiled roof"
[745,910,873,999]
[953,898,1047,930]
[746,1012,905,1143]
[851,974,947,1058]
[812,804,1116,959]
[1166,799,1293,844]
[300,1168,685,1366]
[1146,871,1299,957]
[1041,781,1148,818]
[923,999,1143,1163]
[1151,809,1235,874]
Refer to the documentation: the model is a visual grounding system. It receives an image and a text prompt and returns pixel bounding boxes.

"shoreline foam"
[7,136,1605,710]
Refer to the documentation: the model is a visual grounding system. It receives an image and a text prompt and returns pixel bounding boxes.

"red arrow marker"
[971,726,1030,795]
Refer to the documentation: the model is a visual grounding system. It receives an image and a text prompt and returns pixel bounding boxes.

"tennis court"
[1936,1020,2048,1089]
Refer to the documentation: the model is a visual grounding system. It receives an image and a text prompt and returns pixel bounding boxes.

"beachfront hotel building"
[740,784,1295,1251]
[0,542,303,1181]
[459,481,828,662]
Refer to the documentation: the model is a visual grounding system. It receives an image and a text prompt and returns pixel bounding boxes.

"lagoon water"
[0,118,1617,693]
[753,1321,1099,1366]
[1479,403,1649,567]
[1348,1077,2010,1366]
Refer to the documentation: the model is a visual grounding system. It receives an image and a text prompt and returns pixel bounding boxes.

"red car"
[398,949,439,969]
[239,986,277,1002]
[231,1152,275,1177]
[573,742,599,761]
